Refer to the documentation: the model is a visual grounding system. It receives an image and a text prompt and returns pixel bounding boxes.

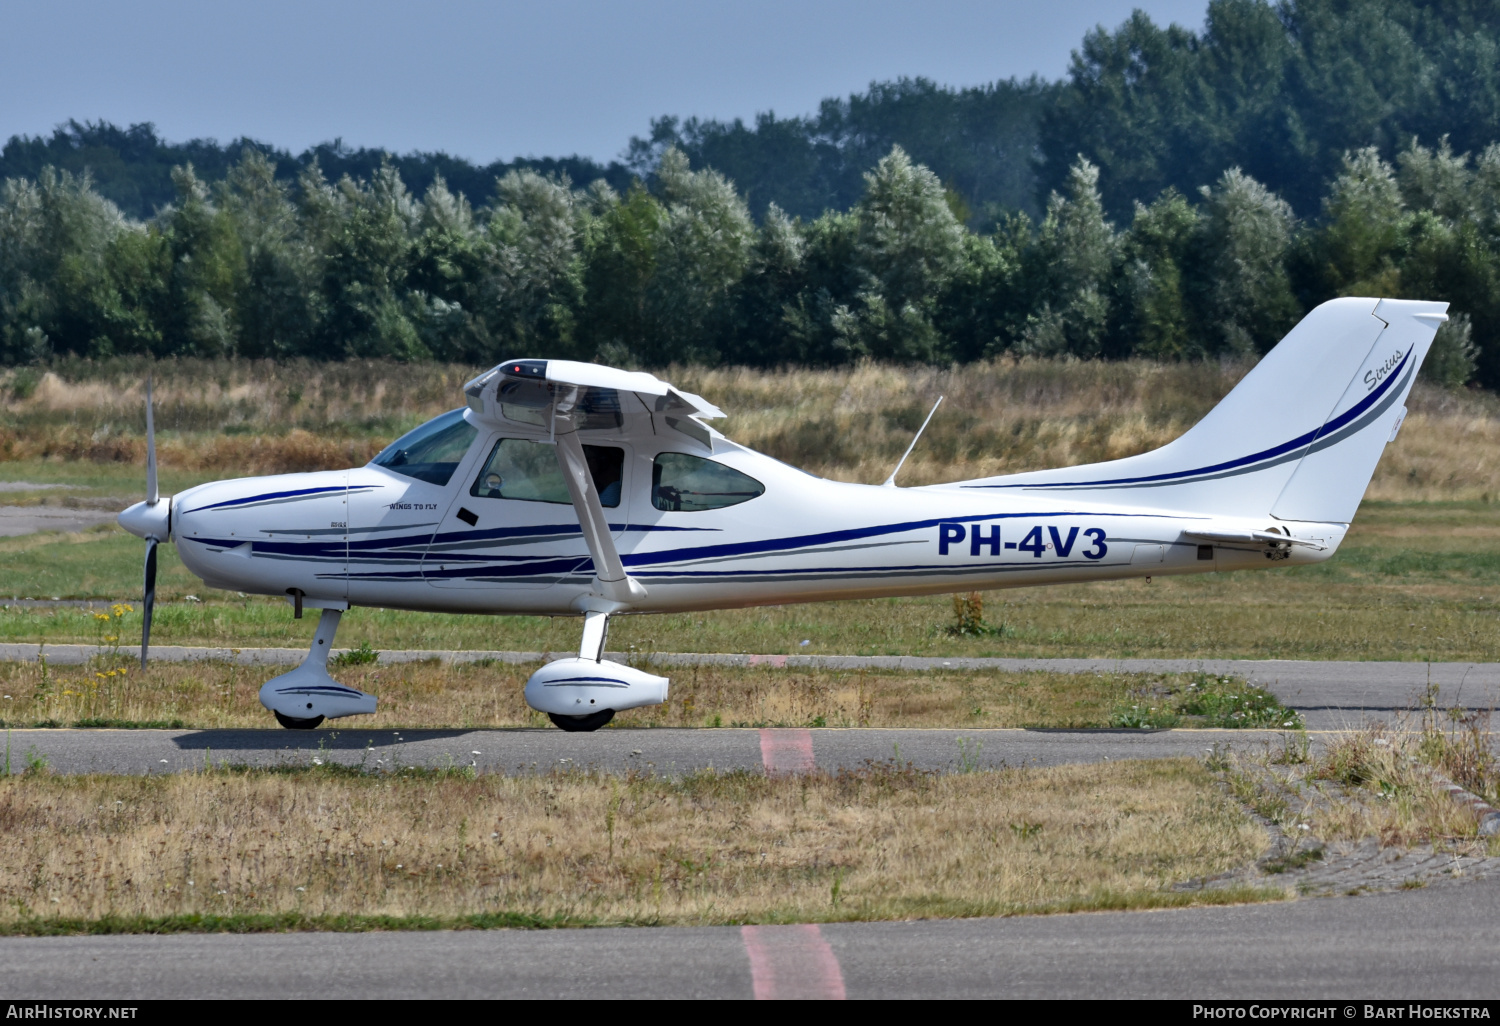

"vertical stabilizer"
[952,297,1447,521]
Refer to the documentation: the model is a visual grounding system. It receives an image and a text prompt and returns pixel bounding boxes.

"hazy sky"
[4,0,1211,164]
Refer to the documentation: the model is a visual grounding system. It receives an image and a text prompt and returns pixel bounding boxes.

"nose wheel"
[547,710,615,732]
[274,711,326,730]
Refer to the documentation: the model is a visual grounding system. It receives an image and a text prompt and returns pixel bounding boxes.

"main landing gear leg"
[258,606,378,729]
[547,611,616,732]
[523,609,670,732]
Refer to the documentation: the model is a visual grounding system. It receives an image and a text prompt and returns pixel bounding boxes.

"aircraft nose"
[119,498,171,541]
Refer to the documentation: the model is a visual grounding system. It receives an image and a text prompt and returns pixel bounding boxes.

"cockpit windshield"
[370,408,478,486]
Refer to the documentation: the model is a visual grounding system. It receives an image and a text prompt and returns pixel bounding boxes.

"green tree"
[831,145,966,362]
[1305,147,1406,299]
[467,169,585,360]
[1422,310,1478,388]
[2,168,166,360]
[641,148,754,364]
[775,207,861,365]
[580,183,662,363]
[159,164,246,357]
[1018,157,1115,357]
[0,175,50,362]
[406,174,483,360]
[221,150,322,359]
[1119,189,1199,359]
[1039,11,1207,221]
[301,162,427,360]
[1195,168,1300,354]
[936,223,1027,363]
[1397,136,1473,221]
[728,202,810,365]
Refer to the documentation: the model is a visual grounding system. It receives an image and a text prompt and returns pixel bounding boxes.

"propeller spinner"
[116,377,170,668]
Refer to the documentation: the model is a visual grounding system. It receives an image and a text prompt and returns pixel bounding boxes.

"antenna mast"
[882,396,943,487]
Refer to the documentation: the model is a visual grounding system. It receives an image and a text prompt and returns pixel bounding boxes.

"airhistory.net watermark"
[5,1007,138,1019]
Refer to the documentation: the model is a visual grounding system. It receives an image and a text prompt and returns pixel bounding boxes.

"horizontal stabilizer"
[1182,528,1325,550]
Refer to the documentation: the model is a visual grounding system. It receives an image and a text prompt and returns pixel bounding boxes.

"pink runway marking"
[748,654,788,667]
[741,925,847,1000]
[759,728,815,774]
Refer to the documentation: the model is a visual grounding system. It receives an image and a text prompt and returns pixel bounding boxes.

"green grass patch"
[0,885,1291,936]
[1110,673,1305,730]
[1261,847,1326,874]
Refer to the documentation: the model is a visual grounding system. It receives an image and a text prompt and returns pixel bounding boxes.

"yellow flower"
[105,635,118,643]
[94,613,111,623]
[95,673,106,680]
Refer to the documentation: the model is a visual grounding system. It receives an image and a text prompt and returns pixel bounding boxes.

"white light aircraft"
[117,297,1447,731]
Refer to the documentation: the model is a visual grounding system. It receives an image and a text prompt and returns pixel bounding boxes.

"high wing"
[460,359,726,613]
[463,359,723,427]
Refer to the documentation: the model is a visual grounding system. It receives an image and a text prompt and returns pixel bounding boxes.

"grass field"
[0,758,1273,931]
[4,501,1499,662]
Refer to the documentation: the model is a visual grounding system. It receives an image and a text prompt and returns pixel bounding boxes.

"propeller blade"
[145,376,158,507]
[141,536,157,670]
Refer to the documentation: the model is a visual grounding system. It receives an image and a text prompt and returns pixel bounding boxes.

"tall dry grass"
[0,759,1265,927]
[4,358,1498,498]
[0,360,466,474]
[674,359,1246,486]
[1221,695,1500,855]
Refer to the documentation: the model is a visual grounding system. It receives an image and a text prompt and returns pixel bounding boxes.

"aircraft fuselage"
[170,424,1342,619]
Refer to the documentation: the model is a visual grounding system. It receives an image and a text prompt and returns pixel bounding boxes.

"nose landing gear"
[258,605,378,729]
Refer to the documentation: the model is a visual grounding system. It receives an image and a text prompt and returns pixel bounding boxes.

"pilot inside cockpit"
[470,438,625,507]
[586,446,623,507]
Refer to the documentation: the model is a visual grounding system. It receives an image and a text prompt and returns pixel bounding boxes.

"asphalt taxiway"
[4,725,1298,777]
[4,874,1498,999]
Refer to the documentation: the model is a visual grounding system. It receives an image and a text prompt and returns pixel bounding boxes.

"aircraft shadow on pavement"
[170,729,481,751]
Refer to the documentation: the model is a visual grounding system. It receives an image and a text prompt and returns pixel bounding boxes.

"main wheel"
[274,711,325,730]
[548,709,615,732]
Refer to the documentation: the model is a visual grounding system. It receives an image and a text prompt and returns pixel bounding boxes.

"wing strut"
[552,386,647,609]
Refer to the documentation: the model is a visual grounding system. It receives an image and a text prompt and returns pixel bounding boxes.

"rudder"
[1270,298,1446,523]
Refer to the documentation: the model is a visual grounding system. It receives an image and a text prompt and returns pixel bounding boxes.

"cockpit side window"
[652,453,764,511]
[471,438,624,507]
[370,409,478,486]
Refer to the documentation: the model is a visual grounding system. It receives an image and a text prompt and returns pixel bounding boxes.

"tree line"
[1,139,1491,386]
[2,0,1499,384]
[14,2,1498,227]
